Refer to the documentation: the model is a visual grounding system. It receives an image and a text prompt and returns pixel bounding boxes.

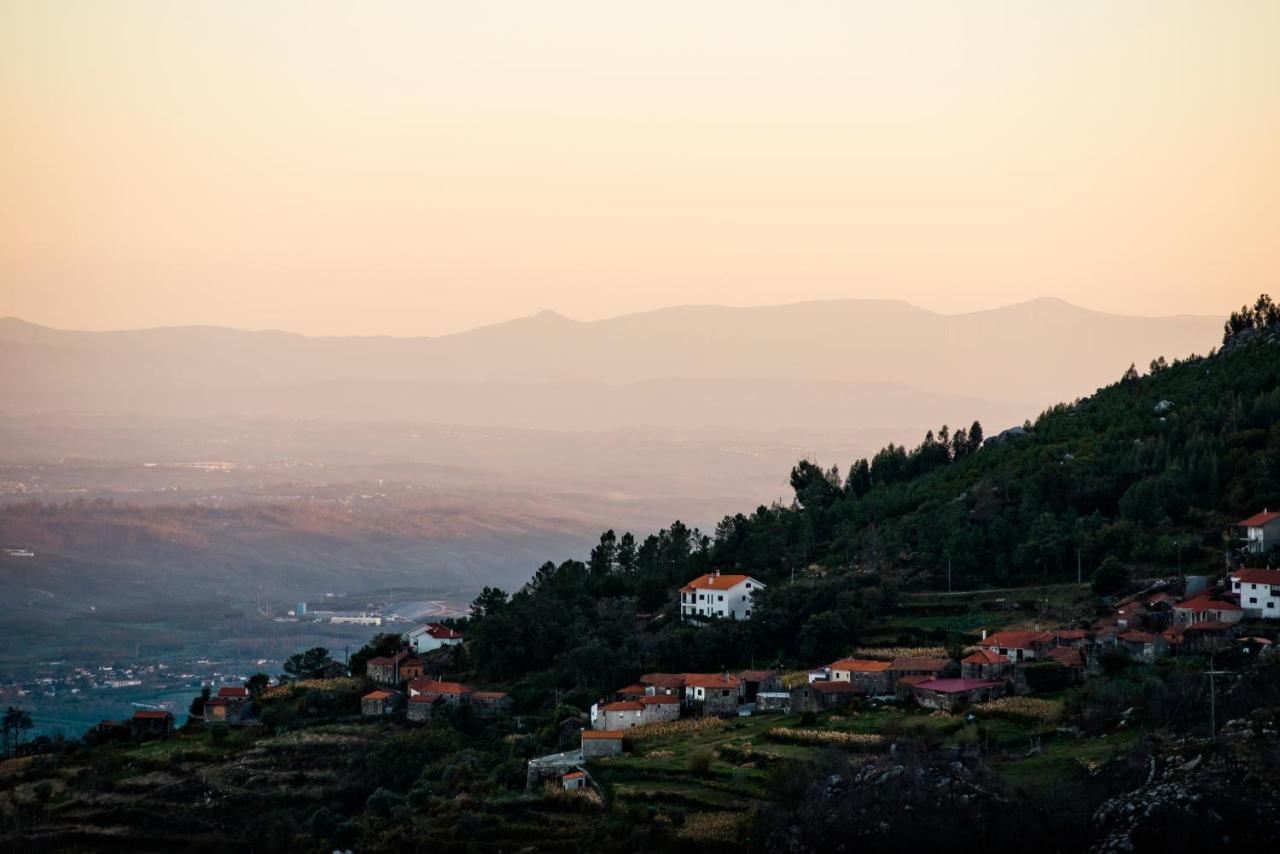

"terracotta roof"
[408,678,472,695]
[684,673,741,689]
[830,658,892,673]
[679,573,761,593]
[132,710,173,720]
[362,690,395,700]
[471,691,508,700]
[1145,593,1176,606]
[915,678,1002,694]
[1047,647,1084,667]
[1054,629,1090,640]
[1185,620,1236,632]
[1175,596,1241,612]
[812,680,864,695]
[216,686,249,699]
[366,656,395,666]
[416,622,463,640]
[615,683,647,695]
[962,650,1006,665]
[1118,630,1159,643]
[738,670,777,682]
[601,700,644,712]
[889,657,951,672]
[204,697,231,707]
[562,770,587,780]
[1239,510,1280,527]
[581,730,625,740]
[897,675,932,686]
[1232,568,1280,585]
[640,673,687,689]
[640,694,680,705]
[978,630,1054,650]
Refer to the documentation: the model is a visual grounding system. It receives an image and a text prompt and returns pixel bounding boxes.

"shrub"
[1024,662,1070,692]
[687,747,714,777]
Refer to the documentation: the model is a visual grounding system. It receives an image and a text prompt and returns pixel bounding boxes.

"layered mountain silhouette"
[0,298,1220,432]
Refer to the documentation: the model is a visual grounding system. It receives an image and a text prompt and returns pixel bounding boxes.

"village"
[66,510,1280,812]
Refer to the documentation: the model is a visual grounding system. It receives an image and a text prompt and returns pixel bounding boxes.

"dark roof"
[915,678,1003,694]
[812,681,864,695]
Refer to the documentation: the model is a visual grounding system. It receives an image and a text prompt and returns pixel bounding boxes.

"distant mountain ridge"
[0,299,1221,431]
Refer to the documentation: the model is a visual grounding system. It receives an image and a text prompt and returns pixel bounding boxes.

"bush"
[1091,557,1131,596]
[687,747,714,777]
[799,710,817,726]
[1024,662,1070,692]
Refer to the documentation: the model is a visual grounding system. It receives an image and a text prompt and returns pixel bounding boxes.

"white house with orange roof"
[1230,568,1280,618]
[1239,510,1280,554]
[679,571,765,621]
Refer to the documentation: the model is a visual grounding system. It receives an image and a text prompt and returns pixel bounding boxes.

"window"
[745,582,752,588]
[717,594,724,601]
[745,609,751,617]
[1250,597,1258,604]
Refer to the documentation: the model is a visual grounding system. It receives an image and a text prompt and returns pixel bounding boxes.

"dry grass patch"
[766,727,882,748]
[973,696,1062,723]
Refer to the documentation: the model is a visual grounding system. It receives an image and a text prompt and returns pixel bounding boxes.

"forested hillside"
[461,296,1280,691]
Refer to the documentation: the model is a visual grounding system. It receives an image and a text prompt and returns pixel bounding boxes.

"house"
[1052,629,1090,648]
[1172,596,1243,627]
[895,675,933,700]
[130,710,175,739]
[91,720,131,743]
[678,572,765,621]
[407,678,472,705]
[361,690,403,717]
[960,650,1011,681]
[789,680,864,713]
[1113,601,1150,631]
[614,683,648,700]
[581,730,625,759]
[203,697,240,724]
[403,622,464,654]
[638,694,681,723]
[595,700,646,730]
[562,770,588,791]
[640,673,686,697]
[1116,630,1168,663]
[316,660,349,679]
[1046,645,1086,672]
[977,630,1054,662]
[471,690,513,718]
[1182,620,1242,650]
[1238,510,1280,554]
[910,678,1005,712]
[829,658,893,695]
[887,657,955,682]
[684,673,742,715]
[1229,568,1280,618]
[738,670,781,702]
[407,695,443,722]
[366,652,424,685]
[217,686,250,701]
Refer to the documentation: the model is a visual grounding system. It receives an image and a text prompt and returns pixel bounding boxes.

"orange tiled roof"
[978,630,1054,649]
[582,730,625,740]
[830,658,892,672]
[1233,568,1280,585]
[600,700,644,712]
[680,573,759,593]
[962,650,1007,665]
[684,673,741,689]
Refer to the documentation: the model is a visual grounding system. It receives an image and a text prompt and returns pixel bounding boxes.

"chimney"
[981,629,987,640]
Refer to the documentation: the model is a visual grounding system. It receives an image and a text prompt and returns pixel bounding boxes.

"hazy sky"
[2,2,1277,336]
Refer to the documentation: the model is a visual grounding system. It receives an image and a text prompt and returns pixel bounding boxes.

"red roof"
[978,630,1053,650]
[915,678,1002,694]
[615,683,647,695]
[1176,596,1241,612]
[962,650,1007,665]
[679,573,760,593]
[1054,629,1090,641]
[132,710,174,720]
[897,675,932,686]
[601,700,644,712]
[362,690,395,700]
[1186,620,1236,632]
[830,658,892,673]
[1047,647,1084,667]
[684,673,741,689]
[1118,630,1159,643]
[421,623,464,639]
[640,673,687,689]
[408,678,472,695]
[216,686,249,699]
[640,694,680,706]
[889,657,951,672]
[1232,568,1280,585]
[812,680,864,695]
[1239,510,1280,527]
[582,730,625,740]
[562,770,587,780]
[471,691,508,700]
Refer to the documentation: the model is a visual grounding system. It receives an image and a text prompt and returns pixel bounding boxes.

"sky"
[2,1,1278,336]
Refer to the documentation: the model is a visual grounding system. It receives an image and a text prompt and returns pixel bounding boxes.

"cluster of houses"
[358,622,513,722]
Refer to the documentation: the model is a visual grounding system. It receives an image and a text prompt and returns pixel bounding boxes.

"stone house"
[977,630,1054,662]
[471,690,513,718]
[407,678,472,705]
[131,710,174,739]
[1172,596,1243,627]
[1116,629,1168,663]
[366,652,425,685]
[829,658,893,694]
[407,695,442,722]
[790,680,863,713]
[738,670,782,702]
[887,657,956,682]
[581,730,625,759]
[596,700,646,730]
[960,649,1011,681]
[910,678,1004,712]
[684,673,742,715]
[640,673,686,698]
[361,690,403,717]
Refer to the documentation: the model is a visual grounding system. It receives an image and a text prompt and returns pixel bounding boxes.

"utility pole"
[947,556,952,593]
[1077,549,1082,585]
[1206,650,1233,738]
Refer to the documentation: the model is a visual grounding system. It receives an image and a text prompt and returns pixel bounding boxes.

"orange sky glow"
[2,1,1277,335]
